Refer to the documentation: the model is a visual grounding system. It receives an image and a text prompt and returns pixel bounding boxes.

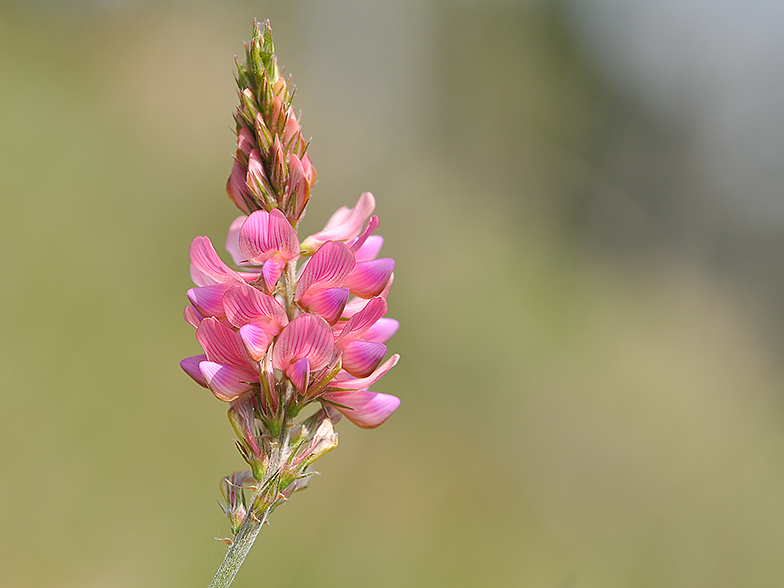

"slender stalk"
[207,507,269,588]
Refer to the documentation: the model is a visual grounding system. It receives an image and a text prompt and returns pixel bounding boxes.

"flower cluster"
[179,20,399,534]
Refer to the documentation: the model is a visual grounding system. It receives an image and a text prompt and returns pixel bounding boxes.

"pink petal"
[288,357,310,395]
[343,258,395,298]
[222,283,288,329]
[354,235,384,262]
[225,216,248,266]
[295,241,355,301]
[196,317,254,367]
[329,354,400,391]
[239,209,300,264]
[338,297,388,341]
[199,361,255,401]
[261,258,284,291]
[362,318,399,343]
[226,159,251,214]
[328,391,400,429]
[180,354,208,387]
[348,215,379,254]
[272,314,335,373]
[301,192,376,251]
[300,287,349,325]
[187,284,234,320]
[239,322,275,361]
[190,236,246,285]
[341,340,387,378]
[184,305,203,328]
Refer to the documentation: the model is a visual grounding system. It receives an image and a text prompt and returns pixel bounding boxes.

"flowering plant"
[180,20,400,588]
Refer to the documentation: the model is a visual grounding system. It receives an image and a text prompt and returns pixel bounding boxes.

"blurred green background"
[4,0,784,586]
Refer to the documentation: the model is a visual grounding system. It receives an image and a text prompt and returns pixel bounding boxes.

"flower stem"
[207,506,270,588]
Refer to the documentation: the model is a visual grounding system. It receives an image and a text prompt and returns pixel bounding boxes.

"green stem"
[207,507,269,588]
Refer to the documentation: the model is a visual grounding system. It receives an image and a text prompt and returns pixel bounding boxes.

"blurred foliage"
[2,1,784,587]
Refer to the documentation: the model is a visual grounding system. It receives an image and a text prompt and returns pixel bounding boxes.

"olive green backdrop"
[3,1,784,587]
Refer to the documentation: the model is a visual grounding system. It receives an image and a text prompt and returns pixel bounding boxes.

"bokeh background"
[3,0,784,586]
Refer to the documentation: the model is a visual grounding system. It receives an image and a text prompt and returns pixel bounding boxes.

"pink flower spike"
[239,209,300,265]
[272,314,335,374]
[301,192,376,252]
[190,236,247,285]
[342,340,387,378]
[354,235,384,262]
[181,354,208,387]
[222,284,288,330]
[199,361,255,401]
[327,391,400,429]
[343,258,395,298]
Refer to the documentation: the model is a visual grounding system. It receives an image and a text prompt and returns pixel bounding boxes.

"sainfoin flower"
[179,21,401,581]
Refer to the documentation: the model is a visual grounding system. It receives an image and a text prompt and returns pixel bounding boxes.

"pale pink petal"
[187,284,234,320]
[341,340,387,378]
[329,354,400,390]
[223,283,288,329]
[288,357,310,395]
[196,317,254,367]
[300,287,349,325]
[239,322,275,361]
[362,318,399,343]
[338,297,388,341]
[184,305,203,328]
[199,361,255,401]
[272,314,335,373]
[236,127,256,158]
[353,235,384,262]
[343,258,394,298]
[301,192,375,251]
[295,241,355,301]
[328,391,400,429]
[180,354,208,387]
[225,216,248,266]
[190,236,245,284]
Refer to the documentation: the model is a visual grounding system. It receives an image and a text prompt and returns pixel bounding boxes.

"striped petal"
[338,297,388,341]
[289,357,310,395]
[239,209,300,264]
[272,314,335,373]
[196,317,254,367]
[239,322,275,361]
[223,283,287,330]
[295,241,355,301]
[328,354,400,391]
[190,236,246,285]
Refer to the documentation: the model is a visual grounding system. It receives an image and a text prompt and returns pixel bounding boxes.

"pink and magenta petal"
[272,314,335,373]
[343,258,394,298]
[342,340,387,378]
[180,354,208,387]
[328,390,400,429]
[199,361,255,401]
[301,287,350,325]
